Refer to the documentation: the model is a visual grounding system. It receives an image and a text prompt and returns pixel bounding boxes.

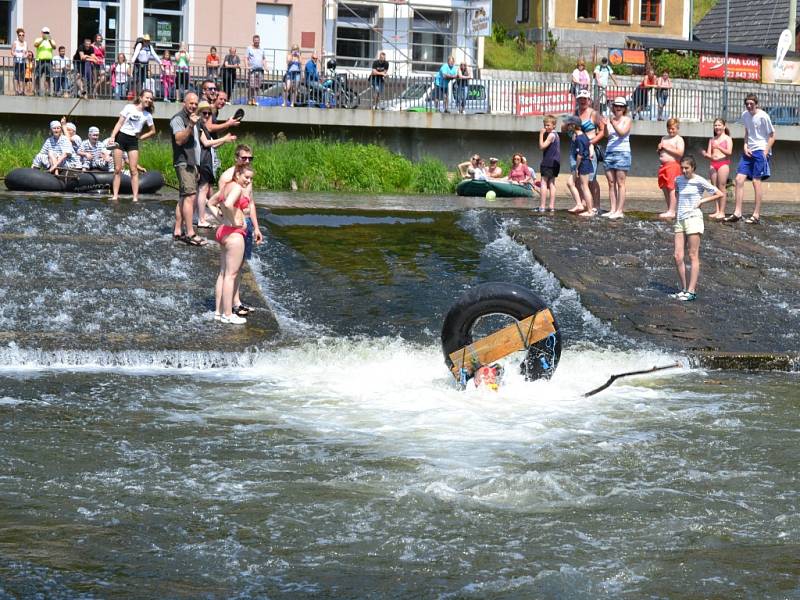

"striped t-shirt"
[675,174,717,220]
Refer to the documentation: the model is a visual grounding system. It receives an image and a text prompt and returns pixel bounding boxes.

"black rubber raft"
[441,282,562,383]
[4,168,165,195]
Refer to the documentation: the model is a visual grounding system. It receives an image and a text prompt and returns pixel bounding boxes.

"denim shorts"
[569,153,598,181]
[604,150,631,172]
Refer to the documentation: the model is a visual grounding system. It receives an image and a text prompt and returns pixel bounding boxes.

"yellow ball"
[485,190,497,201]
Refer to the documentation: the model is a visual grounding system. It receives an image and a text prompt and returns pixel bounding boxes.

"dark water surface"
[1,194,798,598]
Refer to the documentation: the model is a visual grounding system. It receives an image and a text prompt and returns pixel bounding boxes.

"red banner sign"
[699,53,761,81]
[515,90,573,116]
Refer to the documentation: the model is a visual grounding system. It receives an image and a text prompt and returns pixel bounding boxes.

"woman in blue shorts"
[603,96,632,219]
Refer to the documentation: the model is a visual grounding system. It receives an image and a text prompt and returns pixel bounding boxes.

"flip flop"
[173,234,185,242]
[744,215,760,224]
[233,108,245,122]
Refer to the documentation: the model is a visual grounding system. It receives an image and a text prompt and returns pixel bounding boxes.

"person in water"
[701,118,732,220]
[213,164,254,324]
[669,155,724,302]
[31,120,73,173]
[109,89,156,202]
[657,117,685,219]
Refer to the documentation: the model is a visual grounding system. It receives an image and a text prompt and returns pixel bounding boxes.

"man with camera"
[34,26,57,96]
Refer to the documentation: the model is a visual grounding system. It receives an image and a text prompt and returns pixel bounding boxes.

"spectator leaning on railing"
[52,45,71,97]
[222,47,240,99]
[33,26,57,96]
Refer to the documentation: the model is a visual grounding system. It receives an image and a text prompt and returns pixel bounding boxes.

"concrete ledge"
[691,352,800,372]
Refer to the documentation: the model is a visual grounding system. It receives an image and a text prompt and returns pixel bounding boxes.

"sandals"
[744,215,760,224]
[184,234,208,247]
[234,304,251,317]
[723,213,741,223]
[173,234,185,242]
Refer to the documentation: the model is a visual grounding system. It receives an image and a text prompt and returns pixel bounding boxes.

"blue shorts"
[604,150,631,172]
[244,217,254,260]
[737,150,770,181]
[570,154,598,180]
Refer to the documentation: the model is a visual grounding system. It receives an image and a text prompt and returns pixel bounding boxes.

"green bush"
[0,134,453,196]
[650,50,699,80]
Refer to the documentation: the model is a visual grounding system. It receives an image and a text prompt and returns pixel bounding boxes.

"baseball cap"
[42,26,51,33]
[489,157,498,163]
[576,89,591,99]
[612,96,627,106]
[563,115,582,127]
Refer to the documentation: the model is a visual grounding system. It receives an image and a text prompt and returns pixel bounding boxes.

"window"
[0,0,11,46]
[516,0,530,24]
[412,10,451,72]
[577,0,598,21]
[609,0,629,22]
[641,0,661,25]
[144,0,183,51]
[336,3,377,68]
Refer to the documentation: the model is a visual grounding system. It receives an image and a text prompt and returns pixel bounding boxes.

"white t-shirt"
[741,109,774,153]
[118,104,154,136]
[247,46,266,70]
[675,174,717,220]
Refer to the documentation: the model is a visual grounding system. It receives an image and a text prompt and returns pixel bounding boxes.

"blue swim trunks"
[244,217,254,260]
[736,149,770,181]
[604,150,631,172]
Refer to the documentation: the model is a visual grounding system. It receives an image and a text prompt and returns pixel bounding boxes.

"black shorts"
[198,164,216,186]
[540,164,560,179]
[115,131,139,152]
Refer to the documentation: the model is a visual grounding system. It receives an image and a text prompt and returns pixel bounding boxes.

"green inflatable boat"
[456,179,534,198]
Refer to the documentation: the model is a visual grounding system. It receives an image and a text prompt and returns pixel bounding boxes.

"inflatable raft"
[4,168,165,195]
[456,179,534,198]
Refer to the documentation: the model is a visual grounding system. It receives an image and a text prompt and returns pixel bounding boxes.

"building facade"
[1,0,323,69]
[495,0,690,49]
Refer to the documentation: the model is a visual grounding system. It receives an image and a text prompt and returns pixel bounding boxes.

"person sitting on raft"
[508,153,533,189]
[61,121,85,170]
[486,157,503,178]
[78,126,113,171]
[458,154,483,179]
[31,120,73,173]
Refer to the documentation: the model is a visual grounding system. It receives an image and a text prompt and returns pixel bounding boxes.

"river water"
[1,194,798,598]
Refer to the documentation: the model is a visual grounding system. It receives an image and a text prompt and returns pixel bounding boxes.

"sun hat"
[576,89,591,99]
[142,34,150,41]
[41,26,50,33]
[196,100,212,112]
[612,96,627,106]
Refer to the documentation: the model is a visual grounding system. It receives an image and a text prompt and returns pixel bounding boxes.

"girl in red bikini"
[701,118,732,220]
[213,165,253,325]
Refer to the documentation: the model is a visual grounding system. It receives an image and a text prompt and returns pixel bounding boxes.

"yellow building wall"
[493,1,543,31]
[553,0,684,37]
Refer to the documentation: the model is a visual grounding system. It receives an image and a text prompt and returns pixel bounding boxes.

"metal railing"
[3,56,800,124]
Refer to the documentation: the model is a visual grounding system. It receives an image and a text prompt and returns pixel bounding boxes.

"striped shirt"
[675,174,717,220]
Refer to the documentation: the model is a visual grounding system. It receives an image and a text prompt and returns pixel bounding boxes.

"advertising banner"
[699,53,761,80]
[609,49,646,66]
[515,90,573,116]
[468,1,492,37]
[762,57,800,85]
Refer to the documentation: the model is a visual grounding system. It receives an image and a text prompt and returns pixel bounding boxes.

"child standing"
[657,117,685,219]
[161,49,175,102]
[670,155,723,302]
[701,118,732,220]
[24,50,35,96]
[539,115,560,212]
[564,115,594,217]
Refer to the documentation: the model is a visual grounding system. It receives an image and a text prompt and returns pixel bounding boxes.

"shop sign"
[699,53,760,80]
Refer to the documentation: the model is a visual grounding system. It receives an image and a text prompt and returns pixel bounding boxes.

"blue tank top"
[541,132,560,167]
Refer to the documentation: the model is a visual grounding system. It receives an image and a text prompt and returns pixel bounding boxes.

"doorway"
[256,3,289,60]
[78,0,120,64]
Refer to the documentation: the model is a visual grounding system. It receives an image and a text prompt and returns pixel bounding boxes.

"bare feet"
[659,211,676,219]
[578,209,597,217]
[567,205,585,214]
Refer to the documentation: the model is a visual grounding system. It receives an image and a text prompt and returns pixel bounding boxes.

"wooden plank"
[448,309,556,379]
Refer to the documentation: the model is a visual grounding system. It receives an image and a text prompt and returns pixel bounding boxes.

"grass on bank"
[0,136,456,195]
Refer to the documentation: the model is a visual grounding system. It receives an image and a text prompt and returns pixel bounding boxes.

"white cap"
[41,26,50,33]
[576,89,591,99]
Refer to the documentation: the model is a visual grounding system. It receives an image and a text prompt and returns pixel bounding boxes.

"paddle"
[63,96,84,122]
[583,362,681,397]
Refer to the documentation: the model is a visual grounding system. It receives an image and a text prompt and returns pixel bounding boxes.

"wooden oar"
[583,362,681,398]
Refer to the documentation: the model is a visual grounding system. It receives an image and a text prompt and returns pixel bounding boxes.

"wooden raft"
[448,309,556,380]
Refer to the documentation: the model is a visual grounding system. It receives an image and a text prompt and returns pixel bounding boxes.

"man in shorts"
[247,35,266,106]
[726,93,775,224]
[170,92,205,246]
[208,144,263,315]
